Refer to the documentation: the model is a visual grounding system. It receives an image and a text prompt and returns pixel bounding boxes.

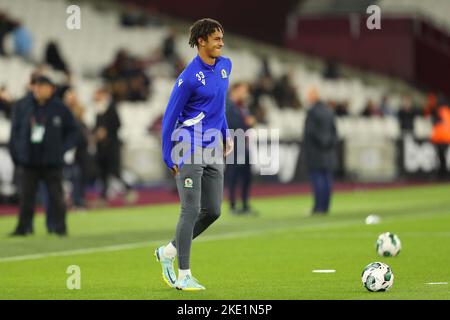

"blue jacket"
[162,55,232,169]
[9,93,78,168]
[162,55,232,168]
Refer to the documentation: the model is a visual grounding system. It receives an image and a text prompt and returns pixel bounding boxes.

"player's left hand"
[224,137,234,157]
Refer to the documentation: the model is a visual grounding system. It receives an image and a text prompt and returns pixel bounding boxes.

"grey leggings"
[171,162,224,269]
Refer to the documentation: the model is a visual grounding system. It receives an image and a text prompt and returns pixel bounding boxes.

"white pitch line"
[425,282,448,285]
[1,210,446,264]
[0,220,362,264]
[312,270,336,273]
[0,241,154,263]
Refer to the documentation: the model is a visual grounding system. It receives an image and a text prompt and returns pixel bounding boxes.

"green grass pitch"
[0,184,449,300]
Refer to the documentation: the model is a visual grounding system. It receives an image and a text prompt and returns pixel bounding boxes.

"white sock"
[178,269,191,280]
[163,242,177,259]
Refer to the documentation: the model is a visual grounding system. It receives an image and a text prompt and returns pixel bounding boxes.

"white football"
[361,262,394,292]
[376,232,401,257]
[365,214,381,225]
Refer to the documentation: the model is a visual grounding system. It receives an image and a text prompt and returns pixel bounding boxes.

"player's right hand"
[224,137,234,157]
[171,165,179,176]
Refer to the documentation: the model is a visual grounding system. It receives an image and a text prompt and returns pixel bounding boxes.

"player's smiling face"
[200,29,224,59]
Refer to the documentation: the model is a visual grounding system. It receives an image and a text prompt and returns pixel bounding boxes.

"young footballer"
[155,18,233,291]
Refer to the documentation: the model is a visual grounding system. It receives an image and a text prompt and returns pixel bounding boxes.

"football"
[361,262,394,292]
[365,214,381,225]
[376,232,401,257]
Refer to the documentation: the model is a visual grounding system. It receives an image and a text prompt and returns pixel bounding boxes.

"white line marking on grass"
[0,241,154,263]
[1,210,447,264]
[425,282,448,285]
[312,270,336,273]
[0,220,362,263]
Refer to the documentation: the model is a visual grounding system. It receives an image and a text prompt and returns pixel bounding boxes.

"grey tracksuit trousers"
[171,158,224,270]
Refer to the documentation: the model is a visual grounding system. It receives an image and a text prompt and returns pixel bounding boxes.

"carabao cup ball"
[376,232,401,257]
[361,262,394,292]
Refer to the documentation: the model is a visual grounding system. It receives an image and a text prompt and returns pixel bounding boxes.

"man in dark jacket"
[303,87,338,215]
[93,88,135,203]
[225,82,257,215]
[9,75,78,236]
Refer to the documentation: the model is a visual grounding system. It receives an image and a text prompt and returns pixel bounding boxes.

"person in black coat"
[93,88,135,203]
[225,82,257,215]
[45,41,70,75]
[303,87,338,215]
[63,88,91,208]
[0,12,15,56]
[9,75,78,236]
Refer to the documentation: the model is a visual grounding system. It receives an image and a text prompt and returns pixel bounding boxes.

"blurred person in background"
[102,49,142,83]
[251,56,275,119]
[303,86,338,215]
[101,49,130,81]
[331,99,349,117]
[361,99,382,117]
[225,82,257,215]
[161,28,186,78]
[323,58,340,80]
[0,11,15,56]
[258,55,273,79]
[12,20,33,61]
[93,88,137,204]
[45,41,70,75]
[101,49,151,102]
[120,2,154,27]
[28,64,73,103]
[8,75,78,236]
[63,88,91,209]
[379,95,394,117]
[0,85,13,118]
[425,94,450,180]
[397,95,417,134]
[273,73,302,110]
[11,72,61,233]
[8,72,38,205]
[162,28,178,64]
[249,77,272,124]
[127,70,151,101]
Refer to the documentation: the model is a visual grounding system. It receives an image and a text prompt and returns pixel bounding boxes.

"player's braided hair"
[189,18,224,48]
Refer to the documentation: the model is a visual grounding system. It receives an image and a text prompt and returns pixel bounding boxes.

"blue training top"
[161,54,232,169]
